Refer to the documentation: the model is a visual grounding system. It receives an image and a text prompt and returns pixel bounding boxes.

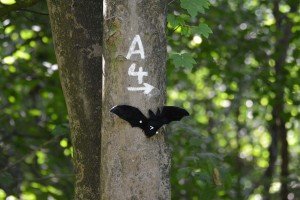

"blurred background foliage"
[0,0,299,200]
[0,1,73,200]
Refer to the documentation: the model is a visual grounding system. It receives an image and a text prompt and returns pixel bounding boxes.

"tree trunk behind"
[264,2,298,200]
[101,0,170,199]
[47,1,102,199]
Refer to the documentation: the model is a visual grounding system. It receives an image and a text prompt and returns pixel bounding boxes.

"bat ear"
[148,109,155,119]
[156,108,161,116]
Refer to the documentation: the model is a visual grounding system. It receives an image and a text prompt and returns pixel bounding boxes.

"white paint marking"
[139,120,142,124]
[126,35,145,60]
[150,126,154,130]
[128,63,148,84]
[127,83,154,94]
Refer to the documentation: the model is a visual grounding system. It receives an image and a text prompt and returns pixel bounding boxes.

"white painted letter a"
[126,35,145,60]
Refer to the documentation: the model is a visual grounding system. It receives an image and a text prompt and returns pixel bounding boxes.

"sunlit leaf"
[180,0,210,17]
[192,23,213,38]
[29,109,42,116]
[169,53,196,69]
[167,14,185,28]
[0,0,16,5]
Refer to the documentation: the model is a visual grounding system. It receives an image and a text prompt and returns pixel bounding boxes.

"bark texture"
[101,0,170,199]
[264,2,298,200]
[47,1,102,199]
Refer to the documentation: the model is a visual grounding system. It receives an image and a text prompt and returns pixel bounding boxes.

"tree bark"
[263,2,298,200]
[47,1,102,199]
[101,0,170,199]
[273,3,298,200]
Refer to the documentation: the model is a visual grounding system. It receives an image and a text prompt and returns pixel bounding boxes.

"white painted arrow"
[127,83,155,94]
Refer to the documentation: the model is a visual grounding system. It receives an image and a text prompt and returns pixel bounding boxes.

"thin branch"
[0,0,41,17]
[18,8,49,16]
[0,135,61,174]
[29,173,74,181]
[168,0,177,6]
[171,25,181,33]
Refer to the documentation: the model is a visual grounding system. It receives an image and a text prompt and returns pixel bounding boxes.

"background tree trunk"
[47,1,102,199]
[263,2,297,199]
[101,0,170,199]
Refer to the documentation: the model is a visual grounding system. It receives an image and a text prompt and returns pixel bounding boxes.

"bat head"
[142,109,165,137]
[143,120,161,137]
[132,117,158,137]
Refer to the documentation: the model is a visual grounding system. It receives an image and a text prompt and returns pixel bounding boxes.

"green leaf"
[189,137,203,147]
[176,167,193,180]
[180,0,210,17]
[167,14,191,27]
[29,109,42,116]
[192,23,213,38]
[169,53,196,69]
[167,14,185,27]
[51,124,69,136]
[0,172,14,186]
[181,26,192,37]
[196,152,223,161]
[0,0,16,5]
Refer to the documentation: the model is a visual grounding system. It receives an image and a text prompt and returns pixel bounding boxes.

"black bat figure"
[110,105,189,137]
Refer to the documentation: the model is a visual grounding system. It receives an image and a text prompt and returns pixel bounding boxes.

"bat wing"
[110,105,148,128]
[159,106,189,124]
[110,105,189,138]
[143,106,189,137]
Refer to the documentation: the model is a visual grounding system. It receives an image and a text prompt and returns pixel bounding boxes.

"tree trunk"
[263,2,298,199]
[101,0,170,199]
[47,1,102,199]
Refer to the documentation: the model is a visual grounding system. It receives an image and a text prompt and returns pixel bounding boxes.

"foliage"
[168,0,212,69]
[169,53,196,70]
[180,0,210,17]
[1,0,300,200]
[167,0,300,199]
[0,2,73,200]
